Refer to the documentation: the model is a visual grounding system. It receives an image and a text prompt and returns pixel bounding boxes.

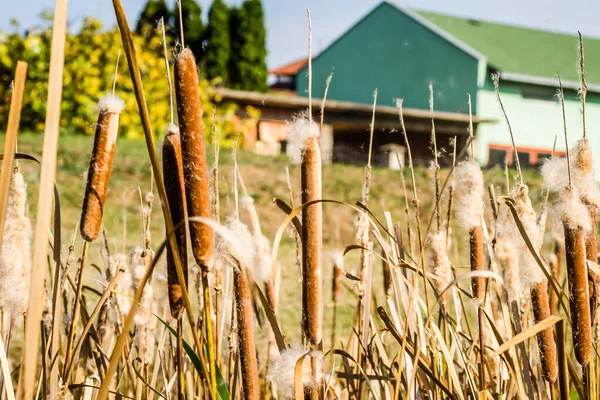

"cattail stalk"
[162,125,188,319]
[470,226,485,301]
[301,132,323,388]
[233,265,259,400]
[80,95,125,242]
[175,48,213,270]
[174,48,217,396]
[565,223,592,365]
[531,281,558,382]
[331,257,343,349]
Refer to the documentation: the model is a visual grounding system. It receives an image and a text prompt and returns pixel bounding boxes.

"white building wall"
[476,87,600,176]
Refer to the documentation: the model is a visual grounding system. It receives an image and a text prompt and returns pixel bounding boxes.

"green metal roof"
[414,8,600,88]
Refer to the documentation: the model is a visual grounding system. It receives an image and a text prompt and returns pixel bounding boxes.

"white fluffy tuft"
[453,160,484,230]
[0,169,31,318]
[494,206,521,301]
[225,217,255,269]
[511,184,546,289]
[561,187,592,231]
[130,247,156,365]
[428,231,452,300]
[286,112,319,165]
[98,94,125,114]
[267,344,321,399]
[253,234,272,283]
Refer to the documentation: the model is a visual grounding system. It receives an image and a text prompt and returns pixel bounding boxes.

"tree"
[204,0,230,83]
[229,0,268,92]
[136,0,170,38]
[173,0,204,61]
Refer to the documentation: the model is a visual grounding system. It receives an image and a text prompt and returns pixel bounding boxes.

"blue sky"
[4,0,600,69]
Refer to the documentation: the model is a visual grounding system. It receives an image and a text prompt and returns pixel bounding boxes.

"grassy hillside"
[12,132,545,343]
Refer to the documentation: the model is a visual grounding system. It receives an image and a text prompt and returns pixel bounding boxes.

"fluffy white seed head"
[428,231,452,301]
[494,205,521,301]
[108,253,131,318]
[573,139,600,207]
[453,160,484,230]
[253,234,272,283]
[541,155,593,231]
[225,217,255,269]
[98,94,125,114]
[0,169,32,318]
[541,143,600,208]
[239,195,254,210]
[561,187,592,231]
[286,112,319,165]
[268,344,322,399]
[130,247,156,365]
[511,184,546,289]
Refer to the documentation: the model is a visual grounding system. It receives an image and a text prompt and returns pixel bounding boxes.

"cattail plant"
[80,94,125,242]
[287,114,323,351]
[453,160,485,301]
[219,217,258,400]
[130,246,156,365]
[511,183,557,382]
[174,48,213,271]
[268,344,321,400]
[428,231,451,310]
[542,79,594,366]
[162,123,188,319]
[174,47,216,394]
[0,167,32,319]
[571,139,600,322]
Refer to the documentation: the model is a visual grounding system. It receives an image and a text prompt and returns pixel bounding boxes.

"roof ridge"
[414,8,600,42]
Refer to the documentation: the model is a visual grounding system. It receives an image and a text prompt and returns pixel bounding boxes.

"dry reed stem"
[175,48,213,271]
[80,97,124,242]
[564,225,592,365]
[585,205,598,324]
[301,136,323,348]
[531,281,558,383]
[163,126,188,318]
[233,265,259,400]
[549,244,561,316]
[18,1,67,397]
[0,61,27,252]
[470,225,485,301]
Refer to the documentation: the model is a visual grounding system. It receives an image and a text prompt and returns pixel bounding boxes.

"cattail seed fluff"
[428,231,451,308]
[162,123,188,318]
[175,49,213,271]
[80,95,125,242]
[130,247,156,365]
[268,344,321,400]
[454,161,485,301]
[0,169,32,317]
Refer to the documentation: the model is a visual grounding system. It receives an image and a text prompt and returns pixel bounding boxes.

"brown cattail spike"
[234,266,259,400]
[564,224,592,365]
[531,281,558,383]
[163,124,188,318]
[174,49,213,271]
[470,225,485,301]
[301,133,323,347]
[585,205,598,325]
[80,95,125,242]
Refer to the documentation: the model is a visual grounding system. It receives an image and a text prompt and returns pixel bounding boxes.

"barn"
[219,1,600,170]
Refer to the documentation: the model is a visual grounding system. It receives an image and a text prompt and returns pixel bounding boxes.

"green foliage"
[204,0,230,84]
[229,0,268,92]
[0,16,258,144]
[172,0,204,61]
[135,0,170,39]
